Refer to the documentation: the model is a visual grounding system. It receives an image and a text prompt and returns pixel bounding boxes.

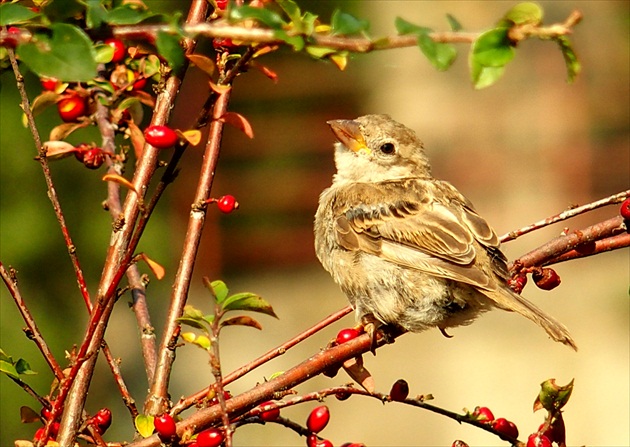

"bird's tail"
[490,288,577,351]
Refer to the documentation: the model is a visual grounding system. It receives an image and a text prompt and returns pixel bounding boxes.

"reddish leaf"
[20,406,40,424]
[220,316,263,330]
[251,61,279,82]
[219,112,254,139]
[209,80,231,95]
[102,174,137,193]
[42,141,76,160]
[342,355,374,392]
[128,90,156,107]
[136,253,165,280]
[126,120,146,159]
[187,54,215,76]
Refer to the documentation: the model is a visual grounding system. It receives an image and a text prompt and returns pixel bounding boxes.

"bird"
[314,114,576,350]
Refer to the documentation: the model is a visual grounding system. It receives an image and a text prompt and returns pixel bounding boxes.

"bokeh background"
[1,1,628,446]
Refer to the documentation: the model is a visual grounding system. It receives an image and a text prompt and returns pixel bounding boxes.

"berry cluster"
[35,403,111,444]
[469,406,519,439]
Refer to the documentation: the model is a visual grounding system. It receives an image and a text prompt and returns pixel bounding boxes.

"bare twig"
[0,262,64,380]
[501,190,630,243]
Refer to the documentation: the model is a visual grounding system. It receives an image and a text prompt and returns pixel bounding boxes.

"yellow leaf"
[330,52,348,71]
[137,253,166,280]
[187,54,215,76]
[102,174,137,193]
[179,129,202,146]
[208,81,232,95]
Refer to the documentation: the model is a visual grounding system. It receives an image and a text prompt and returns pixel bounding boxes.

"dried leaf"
[187,54,215,76]
[102,173,137,193]
[49,122,90,141]
[126,120,146,158]
[20,406,40,424]
[128,90,156,107]
[251,61,279,82]
[137,253,165,280]
[220,315,263,330]
[30,91,61,117]
[219,112,254,139]
[42,141,77,160]
[209,81,232,95]
[342,355,374,393]
[179,129,202,146]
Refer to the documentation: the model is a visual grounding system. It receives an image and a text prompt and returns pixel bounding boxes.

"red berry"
[132,75,147,91]
[389,379,409,402]
[532,268,561,291]
[93,408,112,433]
[306,405,330,434]
[33,427,51,443]
[336,327,360,345]
[144,125,179,149]
[49,422,60,437]
[154,413,177,440]
[307,434,332,447]
[508,273,527,294]
[57,94,87,122]
[216,195,239,213]
[105,38,126,63]
[492,417,519,439]
[196,428,224,447]
[3,27,22,48]
[620,198,630,220]
[213,37,235,49]
[41,406,53,421]
[215,0,228,10]
[82,148,105,169]
[335,390,351,401]
[471,406,495,423]
[40,77,59,91]
[258,401,280,422]
[527,433,552,447]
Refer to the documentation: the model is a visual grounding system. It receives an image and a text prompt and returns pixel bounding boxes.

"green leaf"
[203,278,229,303]
[417,32,457,71]
[273,30,305,51]
[556,35,580,83]
[394,17,430,35]
[535,378,574,412]
[15,358,36,375]
[229,6,285,29]
[471,28,515,67]
[0,359,19,379]
[446,14,463,32]
[41,0,84,22]
[504,2,543,25]
[220,315,263,330]
[277,0,302,25]
[301,12,318,36]
[17,23,97,82]
[331,10,369,36]
[470,55,506,89]
[0,3,40,26]
[178,305,210,332]
[156,31,185,72]
[305,45,336,59]
[107,5,152,25]
[221,292,278,318]
[85,0,109,29]
[134,414,155,438]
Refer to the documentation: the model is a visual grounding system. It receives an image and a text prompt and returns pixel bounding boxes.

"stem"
[500,190,630,243]
[0,262,64,380]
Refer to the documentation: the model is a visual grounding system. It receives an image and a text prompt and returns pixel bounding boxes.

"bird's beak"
[327,119,371,155]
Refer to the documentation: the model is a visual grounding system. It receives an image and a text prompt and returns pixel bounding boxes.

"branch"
[0,262,64,380]
[500,190,630,243]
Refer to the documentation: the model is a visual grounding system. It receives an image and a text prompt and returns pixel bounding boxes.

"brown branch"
[171,305,353,415]
[0,262,64,380]
[55,2,211,444]
[544,232,630,265]
[112,9,582,53]
[501,190,630,243]
[512,216,626,270]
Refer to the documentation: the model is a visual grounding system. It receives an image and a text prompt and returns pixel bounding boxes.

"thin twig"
[501,190,630,243]
[0,262,64,380]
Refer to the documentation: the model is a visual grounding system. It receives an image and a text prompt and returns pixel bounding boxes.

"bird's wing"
[333,179,506,290]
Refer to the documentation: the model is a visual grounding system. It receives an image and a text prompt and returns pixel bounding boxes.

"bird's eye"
[379,142,396,155]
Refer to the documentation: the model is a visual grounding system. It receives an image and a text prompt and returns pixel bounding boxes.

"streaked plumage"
[315,114,576,350]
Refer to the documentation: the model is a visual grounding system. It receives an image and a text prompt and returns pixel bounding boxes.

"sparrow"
[314,114,576,350]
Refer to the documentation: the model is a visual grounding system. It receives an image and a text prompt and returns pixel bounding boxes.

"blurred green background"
[1,1,628,446]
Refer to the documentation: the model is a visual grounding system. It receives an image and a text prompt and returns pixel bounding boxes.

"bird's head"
[327,114,431,183]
